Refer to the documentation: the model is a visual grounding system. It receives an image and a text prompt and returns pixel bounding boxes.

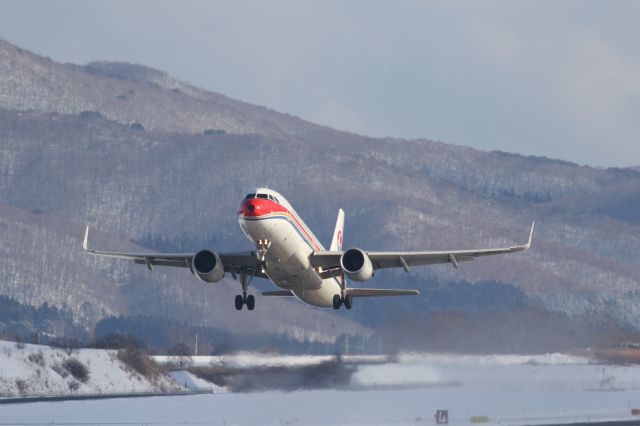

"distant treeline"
[0,295,86,344]
[0,293,344,354]
[341,275,528,328]
[94,315,341,355]
[378,306,640,354]
[1,283,639,355]
[481,184,553,204]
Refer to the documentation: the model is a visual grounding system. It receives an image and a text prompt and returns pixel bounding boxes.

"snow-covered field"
[169,370,225,393]
[0,340,179,396]
[4,352,640,425]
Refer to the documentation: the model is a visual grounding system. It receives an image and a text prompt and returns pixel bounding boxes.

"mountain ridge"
[0,38,326,138]
[0,38,638,347]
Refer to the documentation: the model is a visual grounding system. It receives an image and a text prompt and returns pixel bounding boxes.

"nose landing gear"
[233,240,272,311]
[256,239,271,273]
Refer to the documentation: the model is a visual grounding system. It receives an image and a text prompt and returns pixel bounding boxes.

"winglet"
[509,222,535,251]
[82,226,90,251]
[524,222,535,250]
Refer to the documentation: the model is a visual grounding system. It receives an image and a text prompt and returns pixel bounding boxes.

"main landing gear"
[333,275,352,310]
[235,293,255,311]
[235,269,256,311]
[333,294,353,310]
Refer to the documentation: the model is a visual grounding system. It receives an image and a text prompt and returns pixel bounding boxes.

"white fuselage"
[238,192,341,308]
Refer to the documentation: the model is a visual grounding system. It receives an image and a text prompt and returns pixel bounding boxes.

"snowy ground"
[0,340,180,396]
[3,352,640,425]
[169,370,225,393]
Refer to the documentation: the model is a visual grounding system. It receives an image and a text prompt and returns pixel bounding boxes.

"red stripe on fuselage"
[238,198,322,251]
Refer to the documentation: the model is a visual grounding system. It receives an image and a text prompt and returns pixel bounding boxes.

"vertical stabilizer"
[330,209,345,251]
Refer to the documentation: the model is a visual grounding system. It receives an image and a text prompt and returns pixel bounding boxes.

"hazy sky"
[1,1,638,167]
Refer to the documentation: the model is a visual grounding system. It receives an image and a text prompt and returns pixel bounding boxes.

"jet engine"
[340,248,373,281]
[192,250,225,283]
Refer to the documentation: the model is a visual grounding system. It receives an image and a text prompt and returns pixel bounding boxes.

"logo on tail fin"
[330,209,345,251]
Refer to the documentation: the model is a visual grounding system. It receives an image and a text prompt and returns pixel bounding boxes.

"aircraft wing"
[310,223,534,272]
[82,226,266,277]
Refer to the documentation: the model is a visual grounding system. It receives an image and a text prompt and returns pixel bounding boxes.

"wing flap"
[370,254,474,269]
[134,258,190,268]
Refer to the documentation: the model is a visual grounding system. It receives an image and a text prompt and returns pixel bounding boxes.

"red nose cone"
[238,199,259,217]
[238,197,287,217]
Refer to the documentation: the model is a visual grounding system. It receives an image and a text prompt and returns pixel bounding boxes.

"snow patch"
[0,340,182,397]
[169,371,225,394]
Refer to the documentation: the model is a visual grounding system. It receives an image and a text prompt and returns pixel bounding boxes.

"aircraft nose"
[239,199,257,217]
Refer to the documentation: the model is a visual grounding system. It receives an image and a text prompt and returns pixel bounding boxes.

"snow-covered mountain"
[0,38,639,349]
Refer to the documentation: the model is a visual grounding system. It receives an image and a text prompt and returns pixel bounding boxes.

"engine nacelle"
[340,248,373,282]
[192,250,225,283]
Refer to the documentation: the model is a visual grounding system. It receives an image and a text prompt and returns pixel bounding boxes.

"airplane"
[83,187,534,311]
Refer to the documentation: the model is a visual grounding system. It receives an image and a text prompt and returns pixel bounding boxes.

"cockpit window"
[249,193,279,203]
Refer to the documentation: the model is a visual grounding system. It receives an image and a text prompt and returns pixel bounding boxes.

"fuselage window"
[257,194,269,199]
[244,193,256,200]
[271,196,280,204]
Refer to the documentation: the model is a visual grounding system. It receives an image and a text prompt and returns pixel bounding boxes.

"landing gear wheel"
[235,267,258,312]
[246,294,255,311]
[333,294,342,309]
[235,295,244,310]
[344,295,353,310]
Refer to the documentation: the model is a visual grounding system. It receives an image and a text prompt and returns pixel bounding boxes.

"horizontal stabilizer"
[262,290,295,297]
[345,288,420,298]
